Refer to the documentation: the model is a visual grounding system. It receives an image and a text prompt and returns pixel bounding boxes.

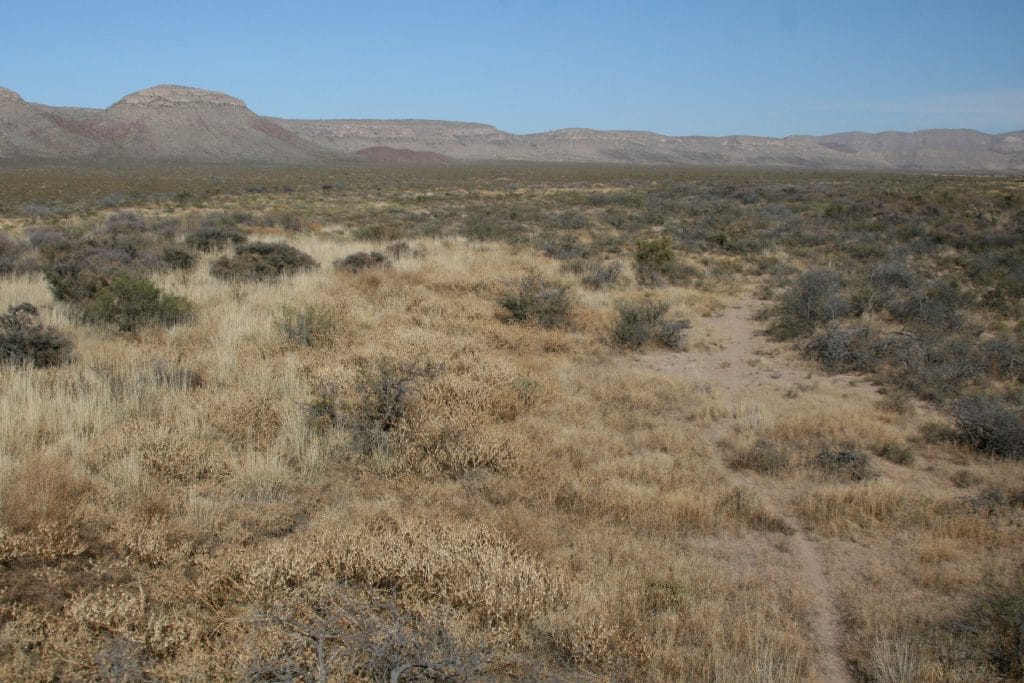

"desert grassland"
[0,164,1022,681]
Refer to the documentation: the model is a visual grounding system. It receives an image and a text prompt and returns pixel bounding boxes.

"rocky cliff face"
[1,84,1021,171]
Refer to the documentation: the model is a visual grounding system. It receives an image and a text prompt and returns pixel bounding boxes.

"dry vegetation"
[0,162,1022,681]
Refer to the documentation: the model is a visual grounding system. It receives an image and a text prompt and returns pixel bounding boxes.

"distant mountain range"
[1,84,1022,171]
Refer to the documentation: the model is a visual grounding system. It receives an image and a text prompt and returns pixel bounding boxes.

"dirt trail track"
[641,294,864,683]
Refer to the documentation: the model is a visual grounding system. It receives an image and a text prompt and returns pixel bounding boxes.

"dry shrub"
[953,396,1024,460]
[0,303,74,367]
[346,358,532,476]
[729,438,789,474]
[333,251,392,273]
[807,446,875,481]
[184,225,247,252]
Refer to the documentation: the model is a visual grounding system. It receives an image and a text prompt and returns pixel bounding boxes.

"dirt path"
[638,293,857,683]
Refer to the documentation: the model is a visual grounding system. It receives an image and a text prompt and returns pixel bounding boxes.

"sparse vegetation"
[0,163,1021,681]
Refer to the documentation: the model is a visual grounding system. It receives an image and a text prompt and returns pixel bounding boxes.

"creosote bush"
[770,269,848,339]
[612,299,690,350]
[633,236,694,286]
[0,303,74,367]
[333,251,392,273]
[499,275,573,329]
[84,274,195,332]
[210,242,317,281]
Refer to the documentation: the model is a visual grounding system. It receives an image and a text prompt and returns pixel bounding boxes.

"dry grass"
[0,168,1021,680]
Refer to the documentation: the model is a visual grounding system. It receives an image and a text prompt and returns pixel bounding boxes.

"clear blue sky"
[3,1,1022,136]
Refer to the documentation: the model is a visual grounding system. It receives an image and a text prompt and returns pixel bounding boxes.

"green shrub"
[42,248,134,303]
[953,396,1024,460]
[0,303,73,367]
[84,274,195,331]
[613,300,690,350]
[185,226,247,252]
[210,242,317,281]
[769,269,848,339]
[634,237,693,286]
[499,275,573,329]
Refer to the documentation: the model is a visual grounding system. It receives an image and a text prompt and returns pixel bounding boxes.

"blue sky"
[2,1,1022,136]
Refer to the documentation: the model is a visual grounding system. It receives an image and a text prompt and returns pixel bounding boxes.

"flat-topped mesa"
[110,84,246,110]
[0,87,24,103]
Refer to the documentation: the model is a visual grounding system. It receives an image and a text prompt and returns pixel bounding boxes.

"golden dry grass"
[1,170,1022,681]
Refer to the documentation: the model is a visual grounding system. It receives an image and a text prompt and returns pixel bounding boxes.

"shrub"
[612,300,690,350]
[805,324,880,374]
[808,446,874,481]
[952,396,1024,460]
[210,242,317,281]
[161,246,196,271]
[947,578,1024,679]
[185,226,247,252]
[42,247,135,303]
[499,275,573,329]
[0,303,73,367]
[277,305,335,347]
[875,442,914,466]
[729,439,789,474]
[0,232,37,275]
[563,258,622,289]
[347,360,444,457]
[333,251,392,273]
[84,274,195,331]
[634,237,693,286]
[770,269,848,339]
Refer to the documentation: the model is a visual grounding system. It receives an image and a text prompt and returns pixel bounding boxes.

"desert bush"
[808,446,875,481]
[563,258,622,289]
[946,578,1024,679]
[333,251,392,273]
[612,300,690,350]
[0,303,74,367]
[875,442,914,466]
[304,383,339,433]
[277,305,335,347]
[42,247,135,303]
[185,226,247,252]
[499,275,573,329]
[805,324,880,374]
[972,337,1022,382]
[347,360,445,457]
[952,396,1024,460]
[770,269,848,339]
[728,439,789,474]
[210,242,317,281]
[84,274,195,331]
[161,246,196,271]
[633,237,694,286]
[0,232,37,275]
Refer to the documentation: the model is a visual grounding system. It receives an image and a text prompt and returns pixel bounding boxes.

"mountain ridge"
[2,84,1022,171]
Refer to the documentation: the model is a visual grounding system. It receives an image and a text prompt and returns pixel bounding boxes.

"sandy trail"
[638,293,859,683]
